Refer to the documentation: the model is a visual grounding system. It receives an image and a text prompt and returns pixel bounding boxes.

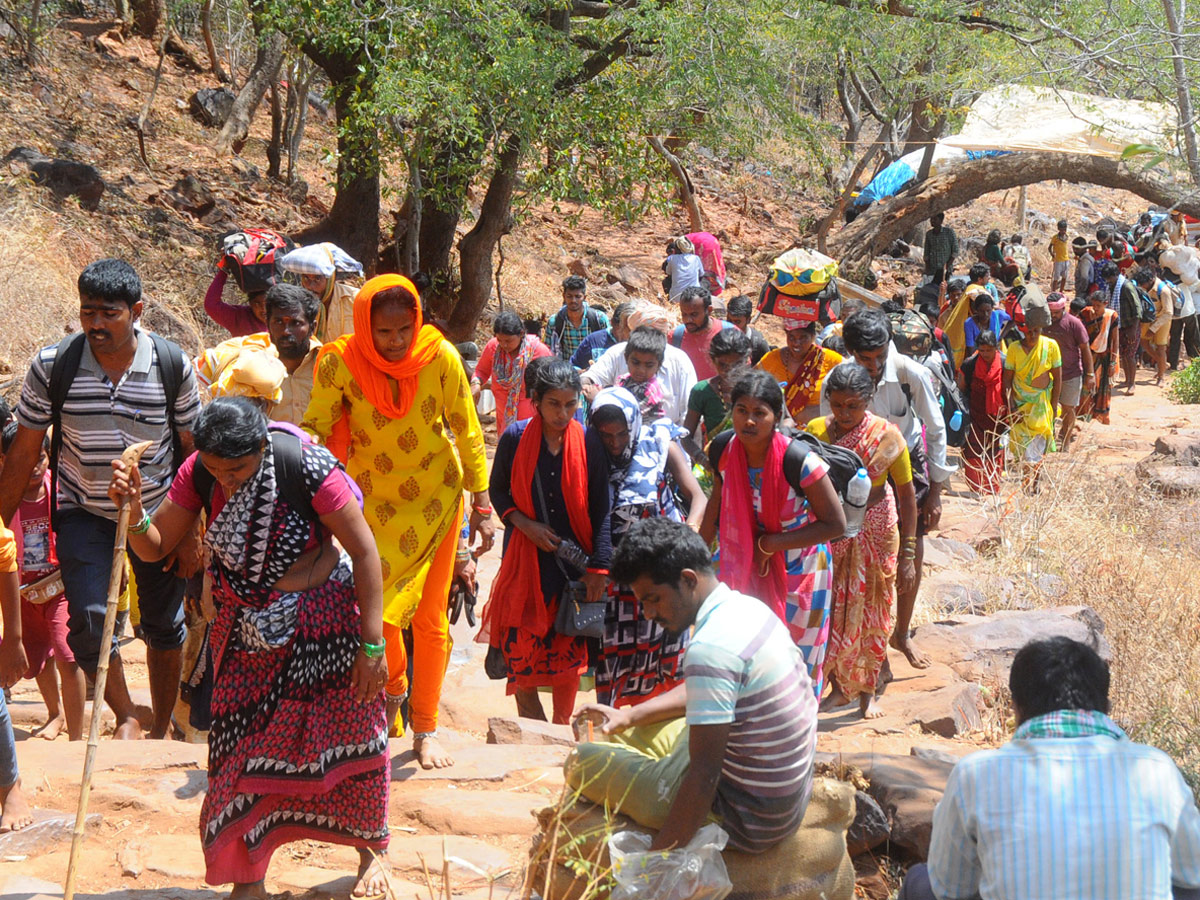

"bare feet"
[32,714,66,741]
[0,779,33,832]
[819,686,851,713]
[113,716,144,741]
[890,633,932,669]
[860,694,885,719]
[228,880,271,900]
[875,656,894,697]
[414,733,454,770]
[353,850,390,898]
[385,695,405,739]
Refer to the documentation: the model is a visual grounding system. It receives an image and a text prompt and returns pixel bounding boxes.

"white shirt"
[664,254,704,303]
[929,719,1200,900]
[820,343,953,482]
[581,342,697,426]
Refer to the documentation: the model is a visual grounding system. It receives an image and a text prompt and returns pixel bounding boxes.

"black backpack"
[48,330,186,516]
[191,428,319,521]
[897,353,970,449]
[1136,286,1157,324]
[708,430,864,506]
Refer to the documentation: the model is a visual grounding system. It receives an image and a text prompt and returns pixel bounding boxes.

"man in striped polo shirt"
[0,259,202,741]
[902,637,1200,900]
[569,518,817,853]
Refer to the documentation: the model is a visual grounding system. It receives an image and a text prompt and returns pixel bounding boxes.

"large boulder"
[189,87,236,127]
[912,605,1108,686]
[837,751,955,859]
[1136,431,1200,496]
[4,146,105,210]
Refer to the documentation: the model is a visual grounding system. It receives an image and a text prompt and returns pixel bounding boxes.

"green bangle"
[360,639,386,659]
[128,512,151,535]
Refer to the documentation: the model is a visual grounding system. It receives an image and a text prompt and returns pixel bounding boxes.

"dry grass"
[959,449,1200,789]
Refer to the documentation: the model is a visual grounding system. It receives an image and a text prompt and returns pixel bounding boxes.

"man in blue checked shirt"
[902,636,1200,900]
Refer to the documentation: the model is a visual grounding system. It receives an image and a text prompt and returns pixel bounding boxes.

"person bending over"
[571,517,818,854]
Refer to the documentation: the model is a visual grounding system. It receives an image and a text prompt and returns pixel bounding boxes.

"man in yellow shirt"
[1049,219,1072,293]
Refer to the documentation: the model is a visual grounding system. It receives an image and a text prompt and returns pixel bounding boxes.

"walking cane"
[63,440,153,900]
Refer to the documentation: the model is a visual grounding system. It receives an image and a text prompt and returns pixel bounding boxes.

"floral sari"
[1079,305,1118,424]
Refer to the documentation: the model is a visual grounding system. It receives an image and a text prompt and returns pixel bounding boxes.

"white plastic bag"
[608,823,732,900]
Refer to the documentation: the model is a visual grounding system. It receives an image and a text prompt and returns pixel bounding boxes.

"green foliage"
[1168,358,1200,404]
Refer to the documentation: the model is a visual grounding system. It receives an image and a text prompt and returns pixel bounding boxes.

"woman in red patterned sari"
[756,319,843,426]
[111,397,390,899]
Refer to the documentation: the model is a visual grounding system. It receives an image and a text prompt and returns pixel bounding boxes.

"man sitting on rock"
[569,517,818,853]
[901,636,1200,900]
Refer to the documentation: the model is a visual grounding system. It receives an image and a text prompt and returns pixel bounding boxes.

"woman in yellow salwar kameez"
[303,275,494,770]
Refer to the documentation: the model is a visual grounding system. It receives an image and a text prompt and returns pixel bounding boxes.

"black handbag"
[534,471,606,640]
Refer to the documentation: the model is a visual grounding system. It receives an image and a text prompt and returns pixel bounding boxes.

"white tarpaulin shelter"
[940,84,1179,158]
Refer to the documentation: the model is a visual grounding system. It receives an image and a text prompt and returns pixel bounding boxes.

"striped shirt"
[16,329,201,520]
[684,582,818,853]
[928,713,1200,900]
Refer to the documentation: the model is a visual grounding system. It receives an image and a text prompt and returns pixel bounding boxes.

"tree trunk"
[446,136,522,341]
[817,140,882,254]
[114,0,132,29]
[283,59,311,185]
[292,77,380,270]
[266,80,283,179]
[129,0,164,41]
[830,152,1200,281]
[401,140,423,277]
[413,139,483,288]
[648,135,703,232]
[200,0,230,83]
[213,26,284,157]
[1161,0,1200,184]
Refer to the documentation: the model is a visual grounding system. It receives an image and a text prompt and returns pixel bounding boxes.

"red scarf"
[718,430,790,622]
[482,416,593,642]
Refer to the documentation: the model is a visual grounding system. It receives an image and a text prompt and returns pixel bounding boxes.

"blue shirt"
[570,329,618,370]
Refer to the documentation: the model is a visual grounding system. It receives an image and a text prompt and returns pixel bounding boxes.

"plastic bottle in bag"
[842,467,871,539]
[608,823,732,900]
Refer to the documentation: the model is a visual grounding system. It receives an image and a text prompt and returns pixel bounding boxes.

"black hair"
[1058,219,1069,229]
[562,275,587,294]
[610,517,715,588]
[986,229,1001,244]
[971,292,996,312]
[530,357,581,399]
[727,294,754,318]
[523,355,554,395]
[840,298,867,320]
[1009,636,1110,720]
[976,329,999,348]
[824,362,876,401]
[842,309,892,353]
[410,271,432,293]
[729,368,783,420]
[371,285,418,313]
[1098,260,1120,280]
[1096,226,1111,241]
[947,276,969,294]
[930,211,945,223]
[1010,233,1024,245]
[265,282,321,325]
[523,318,542,336]
[1132,267,1156,286]
[78,258,142,307]
[612,301,635,328]
[1070,297,1087,316]
[708,326,750,360]
[0,421,41,455]
[588,402,627,430]
[881,298,906,316]
[0,396,10,429]
[493,310,525,336]
[625,326,666,364]
[969,263,990,283]
[678,285,712,308]
[193,397,269,459]
[823,334,847,355]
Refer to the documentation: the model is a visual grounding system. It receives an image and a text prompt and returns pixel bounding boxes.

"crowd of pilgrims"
[0,212,1197,894]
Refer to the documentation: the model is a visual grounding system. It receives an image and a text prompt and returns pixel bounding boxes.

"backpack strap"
[148,333,185,471]
[190,430,319,523]
[669,325,685,349]
[780,437,810,497]
[586,307,604,333]
[707,429,735,473]
[47,332,88,519]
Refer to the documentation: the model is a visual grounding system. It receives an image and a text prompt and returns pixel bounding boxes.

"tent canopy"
[940,84,1179,158]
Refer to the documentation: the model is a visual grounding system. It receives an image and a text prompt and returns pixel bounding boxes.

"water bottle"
[949,409,963,431]
[842,467,871,540]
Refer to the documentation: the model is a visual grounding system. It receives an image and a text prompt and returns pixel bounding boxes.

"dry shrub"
[0,189,101,391]
[967,449,1200,792]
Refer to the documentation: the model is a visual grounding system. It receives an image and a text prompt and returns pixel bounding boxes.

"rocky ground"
[2,378,1197,900]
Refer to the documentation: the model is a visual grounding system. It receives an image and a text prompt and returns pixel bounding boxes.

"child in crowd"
[618,326,668,421]
[1007,234,1032,280]
[0,424,85,741]
[661,237,703,304]
[683,327,751,458]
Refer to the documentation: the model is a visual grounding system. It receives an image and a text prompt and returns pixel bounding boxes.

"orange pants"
[383,510,459,734]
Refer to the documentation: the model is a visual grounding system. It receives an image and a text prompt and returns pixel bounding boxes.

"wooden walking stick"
[63,440,153,900]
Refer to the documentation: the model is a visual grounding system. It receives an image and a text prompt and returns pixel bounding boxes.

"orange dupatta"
[481,416,593,642]
[315,274,443,460]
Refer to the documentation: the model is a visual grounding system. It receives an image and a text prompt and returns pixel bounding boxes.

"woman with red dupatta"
[958,329,1007,494]
[756,320,843,426]
[699,369,845,697]
[480,358,612,724]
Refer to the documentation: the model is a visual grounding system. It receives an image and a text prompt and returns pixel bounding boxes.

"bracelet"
[360,639,386,659]
[128,512,151,535]
[471,504,494,517]
[902,536,918,545]
[413,730,437,741]
[756,535,773,556]
[455,549,471,562]
[901,551,917,560]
